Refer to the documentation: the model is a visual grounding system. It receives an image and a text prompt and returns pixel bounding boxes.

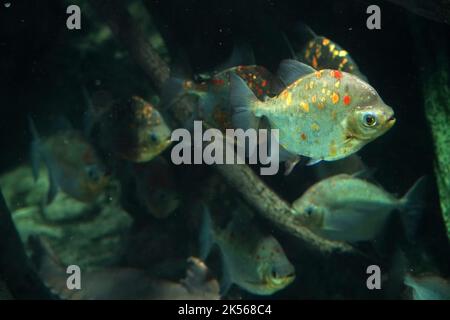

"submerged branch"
[89,0,355,254]
[0,187,55,299]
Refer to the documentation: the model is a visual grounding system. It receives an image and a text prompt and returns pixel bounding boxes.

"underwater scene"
[0,0,449,300]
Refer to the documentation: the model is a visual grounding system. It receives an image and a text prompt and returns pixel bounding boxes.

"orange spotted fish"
[164,65,276,131]
[230,60,396,165]
[98,96,172,163]
[29,118,109,203]
[287,23,367,81]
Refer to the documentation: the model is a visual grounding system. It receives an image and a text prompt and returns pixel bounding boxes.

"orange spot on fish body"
[257,88,263,97]
[312,56,318,68]
[343,95,351,105]
[332,70,343,79]
[331,92,340,104]
[322,38,330,46]
[301,133,307,141]
[211,78,225,86]
[261,79,267,87]
[299,101,309,112]
[315,71,322,78]
[328,140,337,157]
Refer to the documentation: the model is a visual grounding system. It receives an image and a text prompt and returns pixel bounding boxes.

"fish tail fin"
[28,116,59,204]
[230,73,260,130]
[400,176,429,242]
[199,204,215,260]
[28,115,41,181]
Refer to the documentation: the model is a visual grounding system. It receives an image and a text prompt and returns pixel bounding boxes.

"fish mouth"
[265,273,296,288]
[386,115,396,128]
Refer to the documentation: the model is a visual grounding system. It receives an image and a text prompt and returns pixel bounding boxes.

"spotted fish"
[200,205,295,296]
[287,23,367,81]
[164,65,276,131]
[99,96,172,163]
[230,59,395,164]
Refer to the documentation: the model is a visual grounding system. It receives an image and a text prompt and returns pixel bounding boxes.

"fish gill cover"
[0,0,449,300]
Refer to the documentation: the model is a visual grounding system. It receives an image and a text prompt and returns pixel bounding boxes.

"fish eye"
[149,133,159,143]
[362,113,377,127]
[271,270,278,279]
[85,165,101,182]
[305,206,314,216]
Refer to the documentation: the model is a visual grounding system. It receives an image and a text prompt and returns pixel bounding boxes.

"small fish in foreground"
[292,174,427,242]
[98,96,172,163]
[231,60,396,165]
[200,206,295,296]
[404,273,450,300]
[29,118,109,204]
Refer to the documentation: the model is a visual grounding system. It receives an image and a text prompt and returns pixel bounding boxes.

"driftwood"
[411,22,450,239]
[90,0,355,254]
[0,187,55,299]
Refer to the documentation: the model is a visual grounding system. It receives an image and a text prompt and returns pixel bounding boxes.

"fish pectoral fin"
[276,59,316,87]
[284,156,301,176]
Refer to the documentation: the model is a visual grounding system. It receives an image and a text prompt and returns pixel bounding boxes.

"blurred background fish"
[165,65,275,131]
[92,95,172,163]
[29,117,109,204]
[284,22,368,81]
[292,174,427,242]
[31,237,220,300]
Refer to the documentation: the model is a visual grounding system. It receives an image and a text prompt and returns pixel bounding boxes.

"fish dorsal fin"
[351,168,377,180]
[214,41,255,73]
[276,59,316,87]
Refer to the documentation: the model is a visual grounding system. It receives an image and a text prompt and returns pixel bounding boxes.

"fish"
[289,23,368,81]
[291,174,427,242]
[97,96,172,163]
[31,237,220,300]
[29,117,109,204]
[230,59,396,165]
[165,65,276,131]
[404,273,450,300]
[132,156,181,219]
[200,205,295,296]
